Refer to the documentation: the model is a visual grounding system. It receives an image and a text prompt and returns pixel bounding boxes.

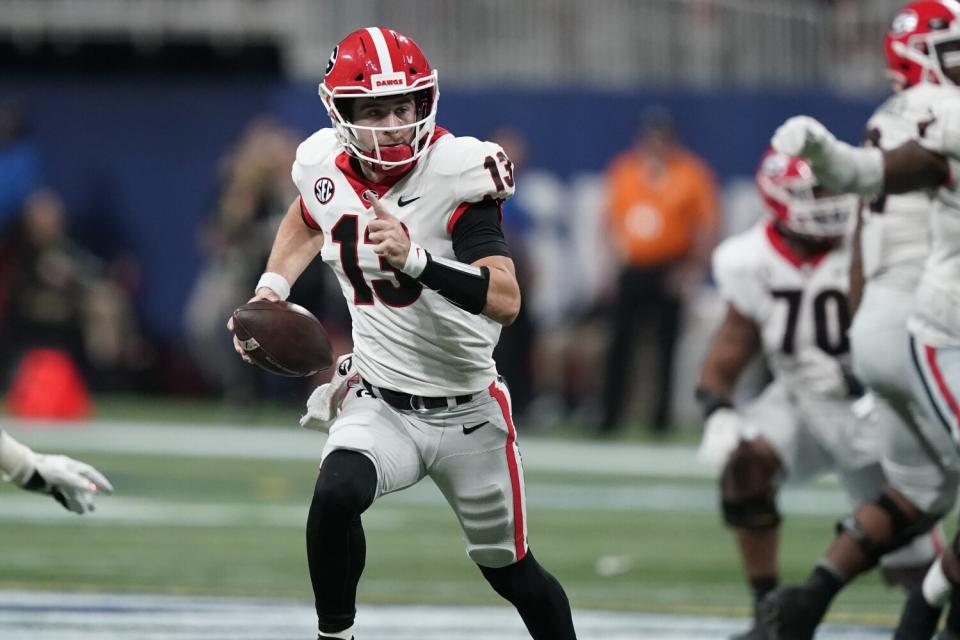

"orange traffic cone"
[6,348,92,420]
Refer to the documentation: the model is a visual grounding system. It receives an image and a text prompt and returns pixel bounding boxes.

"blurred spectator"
[0,101,44,330]
[0,189,146,392]
[184,115,349,407]
[0,101,42,234]
[598,107,719,434]
[184,116,297,406]
[490,126,537,423]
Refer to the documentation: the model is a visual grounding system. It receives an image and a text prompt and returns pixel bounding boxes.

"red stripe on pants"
[925,345,960,440]
[488,381,526,561]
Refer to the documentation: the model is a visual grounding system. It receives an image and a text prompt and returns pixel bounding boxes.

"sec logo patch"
[315,178,335,204]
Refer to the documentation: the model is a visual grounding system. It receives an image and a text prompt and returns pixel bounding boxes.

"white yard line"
[0,419,738,479]
[0,420,851,526]
[0,479,849,527]
[0,590,890,640]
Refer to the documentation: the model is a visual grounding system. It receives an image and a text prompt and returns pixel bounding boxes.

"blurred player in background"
[759,3,960,638]
[695,148,939,640]
[0,428,111,514]
[229,27,576,640]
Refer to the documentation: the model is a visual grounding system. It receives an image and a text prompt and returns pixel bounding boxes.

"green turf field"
[0,422,911,627]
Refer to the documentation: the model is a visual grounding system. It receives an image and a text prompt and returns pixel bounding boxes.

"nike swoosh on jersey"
[397,195,421,207]
[462,421,489,435]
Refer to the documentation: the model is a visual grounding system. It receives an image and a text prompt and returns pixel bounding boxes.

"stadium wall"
[1,78,885,337]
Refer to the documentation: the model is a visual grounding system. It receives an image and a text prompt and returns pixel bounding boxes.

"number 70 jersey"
[712,222,854,396]
[291,127,516,397]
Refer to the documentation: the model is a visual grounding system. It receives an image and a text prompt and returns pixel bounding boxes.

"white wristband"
[0,430,37,486]
[255,272,291,301]
[401,243,428,278]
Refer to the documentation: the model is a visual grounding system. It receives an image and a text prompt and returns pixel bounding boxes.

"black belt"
[362,379,475,411]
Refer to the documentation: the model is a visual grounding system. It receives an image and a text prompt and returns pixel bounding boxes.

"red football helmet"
[756,149,858,240]
[319,27,439,174]
[885,0,960,90]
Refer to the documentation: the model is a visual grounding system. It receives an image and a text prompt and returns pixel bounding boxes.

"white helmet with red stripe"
[756,148,858,240]
[319,27,439,173]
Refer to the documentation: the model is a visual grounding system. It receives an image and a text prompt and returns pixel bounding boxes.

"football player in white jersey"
[227,27,576,640]
[761,3,960,638]
[696,148,937,639]
[0,428,112,514]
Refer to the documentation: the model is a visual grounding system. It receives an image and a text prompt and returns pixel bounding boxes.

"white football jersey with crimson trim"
[713,222,853,397]
[291,127,515,396]
[861,84,947,292]
[911,93,960,347]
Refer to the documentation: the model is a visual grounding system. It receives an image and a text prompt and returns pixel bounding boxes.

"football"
[231,300,334,377]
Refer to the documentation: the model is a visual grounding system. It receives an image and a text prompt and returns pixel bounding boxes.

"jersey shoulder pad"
[712,225,765,315]
[904,83,959,113]
[868,93,906,130]
[712,226,763,284]
[293,129,339,170]
[922,94,960,159]
[292,129,339,191]
[429,135,515,203]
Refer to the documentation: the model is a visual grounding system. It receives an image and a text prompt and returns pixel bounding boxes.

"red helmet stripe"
[365,26,395,74]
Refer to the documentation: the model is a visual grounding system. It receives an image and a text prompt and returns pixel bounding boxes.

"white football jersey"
[713,222,853,396]
[292,127,515,395]
[910,91,960,347]
[861,85,946,292]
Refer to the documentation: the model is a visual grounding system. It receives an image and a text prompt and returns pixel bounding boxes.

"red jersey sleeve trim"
[300,196,322,230]
[446,198,502,236]
[447,201,471,235]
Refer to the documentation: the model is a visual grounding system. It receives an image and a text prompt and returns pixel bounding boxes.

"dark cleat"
[894,587,943,640]
[757,585,828,640]
[730,622,766,640]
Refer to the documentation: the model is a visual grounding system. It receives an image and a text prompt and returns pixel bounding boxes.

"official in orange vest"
[599,107,719,434]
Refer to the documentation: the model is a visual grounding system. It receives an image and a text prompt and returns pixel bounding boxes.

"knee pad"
[836,493,939,564]
[720,443,781,530]
[877,493,939,553]
[311,450,378,519]
[721,495,782,530]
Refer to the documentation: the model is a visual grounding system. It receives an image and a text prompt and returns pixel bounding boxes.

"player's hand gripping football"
[24,454,114,514]
[366,193,412,271]
[227,287,282,364]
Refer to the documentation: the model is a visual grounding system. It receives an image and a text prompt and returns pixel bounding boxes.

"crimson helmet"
[756,149,858,240]
[885,0,960,90]
[319,27,439,174]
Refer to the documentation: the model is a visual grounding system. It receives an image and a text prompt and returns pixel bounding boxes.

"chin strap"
[361,143,416,176]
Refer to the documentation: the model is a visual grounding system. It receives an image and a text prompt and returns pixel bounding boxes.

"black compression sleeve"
[451,200,512,264]
[418,254,491,314]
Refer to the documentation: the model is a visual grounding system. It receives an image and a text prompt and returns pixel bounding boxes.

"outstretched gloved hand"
[24,454,114,515]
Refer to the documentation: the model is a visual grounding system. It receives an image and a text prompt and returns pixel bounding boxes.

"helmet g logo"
[324,46,338,77]
[891,10,919,36]
[762,153,789,177]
